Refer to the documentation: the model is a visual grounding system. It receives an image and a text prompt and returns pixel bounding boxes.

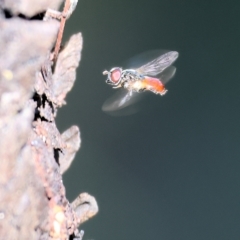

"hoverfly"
[102,51,179,113]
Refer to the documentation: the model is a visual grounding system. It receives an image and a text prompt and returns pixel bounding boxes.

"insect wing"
[102,88,143,112]
[123,49,170,69]
[136,51,178,76]
[156,65,176,85]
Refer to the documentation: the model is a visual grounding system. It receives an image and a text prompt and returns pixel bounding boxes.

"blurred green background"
[57,0,240,239]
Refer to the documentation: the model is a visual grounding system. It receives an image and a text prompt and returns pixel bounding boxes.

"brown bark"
[0,1,98,239]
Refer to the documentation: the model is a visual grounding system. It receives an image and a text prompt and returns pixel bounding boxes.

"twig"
[53,0,71,61]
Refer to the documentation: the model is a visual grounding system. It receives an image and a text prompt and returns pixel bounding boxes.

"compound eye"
[110,68,121,84]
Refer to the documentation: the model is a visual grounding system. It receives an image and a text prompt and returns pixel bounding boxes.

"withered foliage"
[0,1,98,239]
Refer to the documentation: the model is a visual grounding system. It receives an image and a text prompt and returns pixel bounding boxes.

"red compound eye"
[110,68,121,83]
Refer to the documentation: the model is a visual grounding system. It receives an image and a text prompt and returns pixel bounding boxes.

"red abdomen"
[142,77,167,95]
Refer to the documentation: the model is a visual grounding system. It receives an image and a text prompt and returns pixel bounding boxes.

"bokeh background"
[57,0,240,239]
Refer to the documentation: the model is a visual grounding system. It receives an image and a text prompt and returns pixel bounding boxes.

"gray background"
[57,0,240,239]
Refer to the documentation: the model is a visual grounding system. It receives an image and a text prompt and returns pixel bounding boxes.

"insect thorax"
[120,69,143,85]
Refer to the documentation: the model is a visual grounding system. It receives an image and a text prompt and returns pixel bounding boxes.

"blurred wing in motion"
[136,51,178,76]
[156,65,176,85]
[102,88,144,113]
